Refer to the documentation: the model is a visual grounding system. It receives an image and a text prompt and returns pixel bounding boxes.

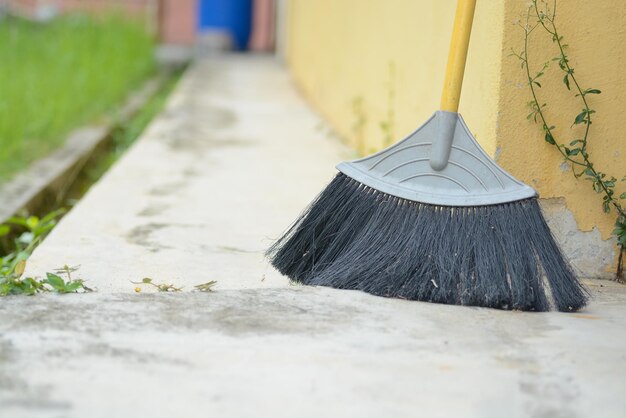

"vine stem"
[522,1,625,278]
[521,20,584,169]
[532,1,625,219]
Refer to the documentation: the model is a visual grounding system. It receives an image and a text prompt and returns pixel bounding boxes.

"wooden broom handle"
[440,0,476,112]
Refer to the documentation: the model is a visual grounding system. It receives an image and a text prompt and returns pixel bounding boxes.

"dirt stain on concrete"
[182,168,200,178]
[137,204,170,217]
[215,245,259,254]
[157,102,255,154]
[148,182,187,197]
[153,289,362,337]
[166,133,253,154]
[126,223,172,252]
[81,342,192,367]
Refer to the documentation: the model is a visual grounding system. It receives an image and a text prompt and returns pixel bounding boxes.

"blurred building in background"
[3,0,276,51]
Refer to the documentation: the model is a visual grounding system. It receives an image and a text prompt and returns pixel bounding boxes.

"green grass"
[0,14,156,182]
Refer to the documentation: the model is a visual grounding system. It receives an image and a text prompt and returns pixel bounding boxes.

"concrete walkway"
[22,55,351,292]
[2,55,626,418]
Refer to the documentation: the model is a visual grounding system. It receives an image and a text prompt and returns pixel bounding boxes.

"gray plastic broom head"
[337,110,536,206]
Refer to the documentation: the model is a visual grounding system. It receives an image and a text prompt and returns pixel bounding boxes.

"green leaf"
[194,280,218,292]
[0,225,10,237]
[17,232,35,245]
[64,281,84,292]
[17,232,34,245]
[568,148,580,156]
[534,81,542,88]
[45,273,66,290]
[25,216,39,230]
[584,89,601,95]
[31,222,55,238]
[544,132,556,145]
[620,192,626,200]
[6,217,29,228]
[563,74,570,90]
[39,209,65,225]
[14,260,26,277]
[142,278,152,284]
[574,111,587,125]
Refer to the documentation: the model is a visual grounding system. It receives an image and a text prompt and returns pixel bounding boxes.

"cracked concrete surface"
[4,56,626,418]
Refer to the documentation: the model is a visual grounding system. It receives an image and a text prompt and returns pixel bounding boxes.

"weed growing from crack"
[194,280,217,292]
[132,278,218,293]
[0,263,92,296]
[1,212,92,296]
[131,277,183,292]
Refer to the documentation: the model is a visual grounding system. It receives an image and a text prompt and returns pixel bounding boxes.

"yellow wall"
[286,0,626,270]
[286,0,503,156]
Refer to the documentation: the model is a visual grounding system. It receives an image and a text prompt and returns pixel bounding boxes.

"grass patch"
[0,14,156,182]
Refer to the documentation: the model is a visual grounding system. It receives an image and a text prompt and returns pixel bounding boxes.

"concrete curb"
[0,75,166,224]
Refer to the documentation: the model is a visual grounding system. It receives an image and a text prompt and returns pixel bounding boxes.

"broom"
[267,0,587,312]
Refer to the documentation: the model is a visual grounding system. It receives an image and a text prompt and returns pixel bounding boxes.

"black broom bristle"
[267,173,588,312]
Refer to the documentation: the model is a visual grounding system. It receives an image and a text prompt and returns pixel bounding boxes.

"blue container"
[198,0,253,50]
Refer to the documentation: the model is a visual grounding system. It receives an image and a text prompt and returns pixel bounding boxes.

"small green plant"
[131,277,183,292]
[194,280,218,292]
[512,0,625,279]
[45,265,92,294]
[0,210,65,277]
[132,278,218,293]
[0,211,92,296]
[379,61,397,148]
[351,96,368,156]
[0,263,91,296]
[0,273,46,296]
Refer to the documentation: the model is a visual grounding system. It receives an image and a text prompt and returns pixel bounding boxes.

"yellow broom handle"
[440,0,476,112]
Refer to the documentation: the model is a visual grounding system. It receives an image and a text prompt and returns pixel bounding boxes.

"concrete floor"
[3,56,626,418]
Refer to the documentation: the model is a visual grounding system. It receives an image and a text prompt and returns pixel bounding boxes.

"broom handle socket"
[431,0,476,171]
[440,0,476,112]
[430,111,458,171]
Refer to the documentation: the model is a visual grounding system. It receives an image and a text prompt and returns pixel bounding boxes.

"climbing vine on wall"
[511,0,626,280]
